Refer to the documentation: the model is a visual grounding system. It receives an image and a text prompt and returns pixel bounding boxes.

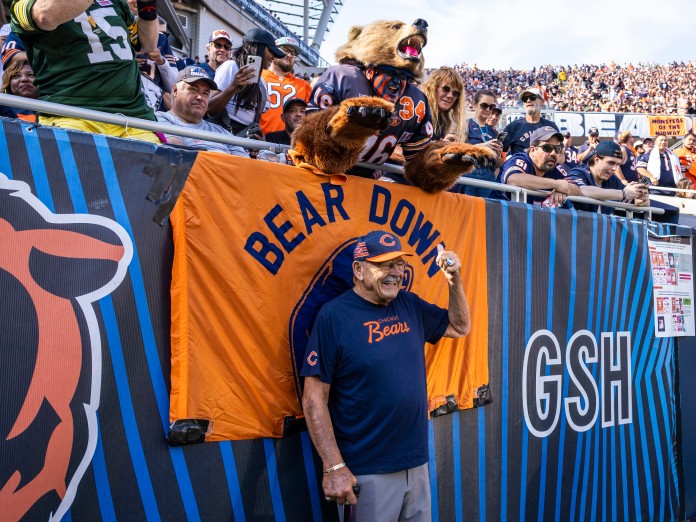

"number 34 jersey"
[307,63,433,166]
[8,0,155,120]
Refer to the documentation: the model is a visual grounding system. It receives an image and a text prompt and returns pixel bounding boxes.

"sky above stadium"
[319,0,694,70]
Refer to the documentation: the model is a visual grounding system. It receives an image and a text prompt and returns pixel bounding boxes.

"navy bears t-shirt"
[300,289,448,475]
[501,117,559,155]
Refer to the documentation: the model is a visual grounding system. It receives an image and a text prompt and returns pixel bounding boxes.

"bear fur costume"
[292,18,495,193]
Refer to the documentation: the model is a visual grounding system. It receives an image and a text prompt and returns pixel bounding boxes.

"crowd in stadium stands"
[453,62,696,115]
[1,2,696,215]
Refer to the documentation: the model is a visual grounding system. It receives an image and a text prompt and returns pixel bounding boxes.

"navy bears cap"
[354,231,413,263]
[593,140,623,159]
[244,28,286,58]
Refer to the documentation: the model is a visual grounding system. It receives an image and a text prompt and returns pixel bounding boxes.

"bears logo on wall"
[0,174,132,521]
[288,238,413,401]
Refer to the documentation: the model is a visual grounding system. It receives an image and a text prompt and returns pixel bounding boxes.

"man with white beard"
[500,86,559,155]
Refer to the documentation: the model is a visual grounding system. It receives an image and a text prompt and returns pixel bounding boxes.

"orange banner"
[648,115,688,137]
[169,153,489,440]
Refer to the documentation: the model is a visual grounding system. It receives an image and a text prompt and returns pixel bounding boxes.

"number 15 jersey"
[8,0,155,120]
[308,63,433,168]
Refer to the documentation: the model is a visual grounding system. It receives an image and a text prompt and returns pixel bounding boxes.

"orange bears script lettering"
[364,320,411,343]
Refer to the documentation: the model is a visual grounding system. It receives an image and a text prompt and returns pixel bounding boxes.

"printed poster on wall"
[648,231,695,337]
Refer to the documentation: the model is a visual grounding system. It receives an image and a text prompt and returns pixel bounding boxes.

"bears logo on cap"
[380,234,396,247]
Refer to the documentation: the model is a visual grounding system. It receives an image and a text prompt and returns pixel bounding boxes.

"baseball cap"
[588,127,599,136]
[244,28,285,58]
[354,231,413,263]
[634,140,644,148]
[282,98,307,113]
[643,136,654,143]
[275,36,301,56]
[175,66,218,90]
[529,126,563,145]
[519,87,543,100]
[209,29,232,44]
[0,24,11,38]
[593,141,622,159]
[491,105,502,114]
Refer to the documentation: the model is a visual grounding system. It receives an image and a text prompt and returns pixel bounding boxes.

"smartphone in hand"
[245,55,262,84]
[496,131,508,143]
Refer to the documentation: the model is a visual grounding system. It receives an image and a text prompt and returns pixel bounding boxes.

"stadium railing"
[0,93,665,219]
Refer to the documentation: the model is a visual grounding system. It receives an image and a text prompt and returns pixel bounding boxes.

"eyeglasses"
[537,143,563,154]
[522,95,541,102]
[212,42,232,51]
[441,85,461,97]
[478,102,498,111]
[281,47,297,57]
[367,259,407,272]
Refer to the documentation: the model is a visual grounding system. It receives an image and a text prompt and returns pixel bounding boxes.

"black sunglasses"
[212,42,232,51]
[441,85,461,97]
[478,102,498,111]
[538,143,563,154]
[522,95,541,102]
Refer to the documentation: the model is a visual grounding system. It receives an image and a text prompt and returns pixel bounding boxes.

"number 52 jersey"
[308,63,433,168]
[8,0,155,120]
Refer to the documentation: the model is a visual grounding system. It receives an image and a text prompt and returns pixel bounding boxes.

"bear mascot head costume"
[289,18,496,193]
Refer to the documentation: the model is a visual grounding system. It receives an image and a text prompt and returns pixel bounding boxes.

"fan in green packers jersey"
[5,0,161,143]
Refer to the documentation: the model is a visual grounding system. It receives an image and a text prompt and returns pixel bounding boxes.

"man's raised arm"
[134,0,158,53]
[435,245,471,338]
[22,0,93,31]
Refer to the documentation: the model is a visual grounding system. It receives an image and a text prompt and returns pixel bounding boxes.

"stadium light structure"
[253,0,343,62]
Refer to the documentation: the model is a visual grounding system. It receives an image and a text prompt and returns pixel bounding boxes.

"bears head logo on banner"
[288,236,413,401]
[0,174,132,521]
